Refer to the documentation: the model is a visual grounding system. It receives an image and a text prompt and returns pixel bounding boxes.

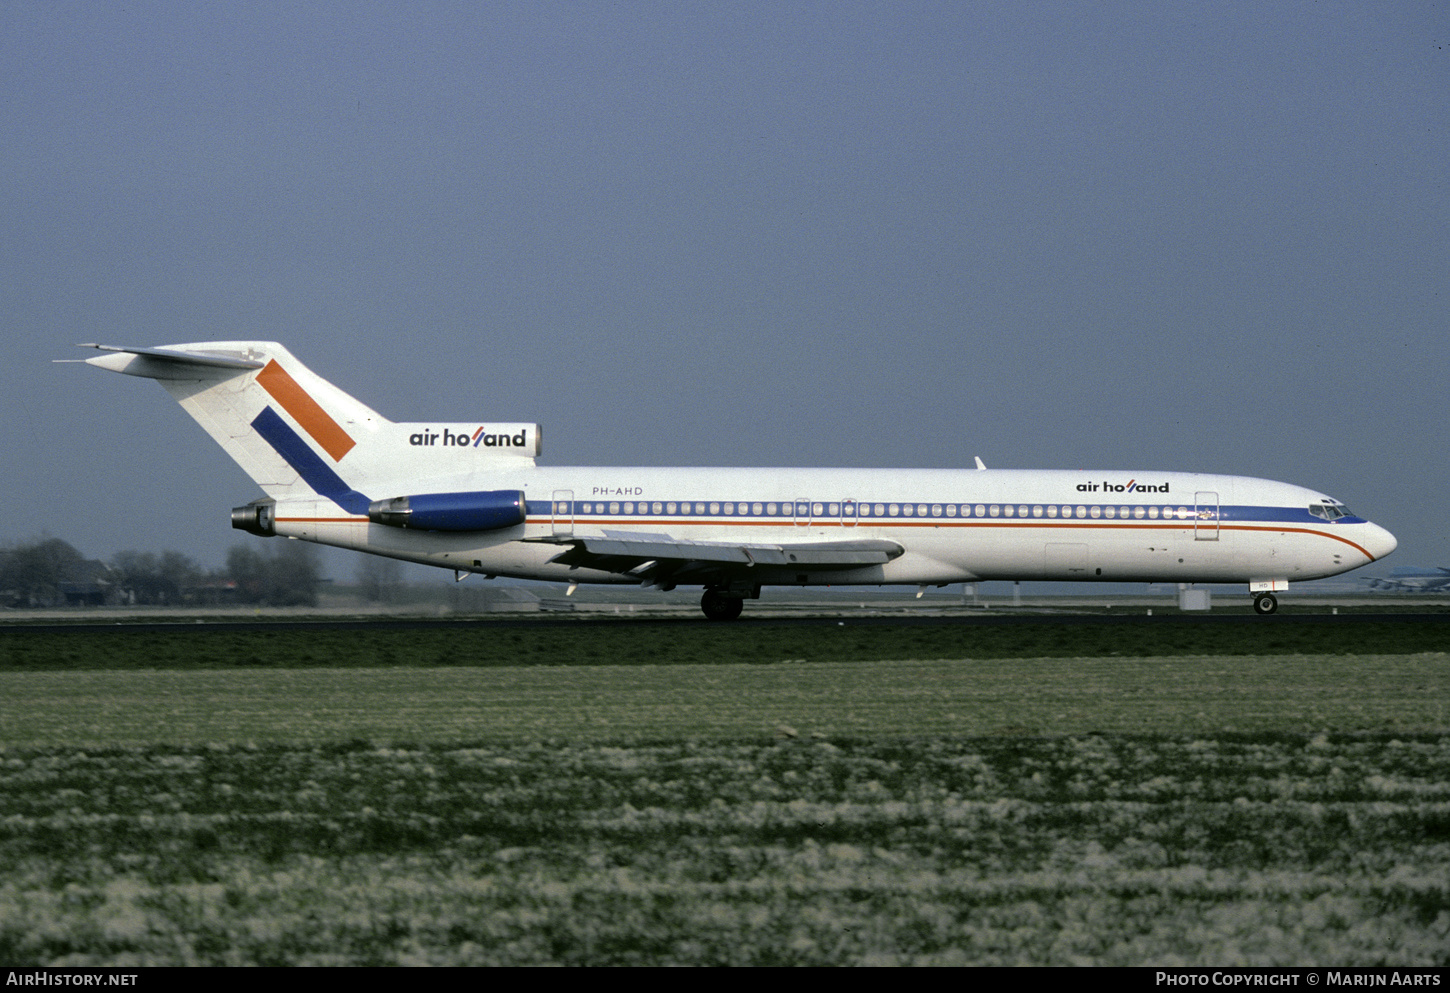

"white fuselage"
[272,466,1397,588]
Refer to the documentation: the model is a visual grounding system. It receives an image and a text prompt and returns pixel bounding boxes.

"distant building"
[58,559,121,607]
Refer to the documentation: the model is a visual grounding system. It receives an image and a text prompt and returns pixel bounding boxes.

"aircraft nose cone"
[1366,523,1397,561]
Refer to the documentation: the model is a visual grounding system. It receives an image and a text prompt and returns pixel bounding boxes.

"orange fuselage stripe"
[273,516,1377,562]
[256,360,355,461]
[530,520,1376,560]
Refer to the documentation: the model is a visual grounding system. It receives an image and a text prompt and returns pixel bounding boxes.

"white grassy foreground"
[1,734,1447,965]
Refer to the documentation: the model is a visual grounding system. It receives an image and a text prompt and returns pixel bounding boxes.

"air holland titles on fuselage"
[69,341,1397,619]
[409,427,530,448]
[1077,480,1170,493]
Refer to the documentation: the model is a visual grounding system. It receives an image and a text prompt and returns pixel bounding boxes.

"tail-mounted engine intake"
[367,490,527,532]
[231,499,276,537]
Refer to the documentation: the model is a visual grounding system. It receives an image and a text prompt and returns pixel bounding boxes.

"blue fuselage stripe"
[524,500,1355,527]
[252,407,371,514]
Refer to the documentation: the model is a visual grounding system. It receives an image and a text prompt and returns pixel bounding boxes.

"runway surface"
[5,610,1449,636]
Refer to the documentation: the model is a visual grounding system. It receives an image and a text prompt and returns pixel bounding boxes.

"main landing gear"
[1253,593,1279,615]
[700,589,744,621]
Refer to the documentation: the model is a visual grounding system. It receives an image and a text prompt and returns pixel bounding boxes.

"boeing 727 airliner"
[70,342,1397,618]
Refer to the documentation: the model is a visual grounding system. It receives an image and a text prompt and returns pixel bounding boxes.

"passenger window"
[945,504,956,517]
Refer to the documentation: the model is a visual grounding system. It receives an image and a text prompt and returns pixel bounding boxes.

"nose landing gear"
[1253,593,1278,615]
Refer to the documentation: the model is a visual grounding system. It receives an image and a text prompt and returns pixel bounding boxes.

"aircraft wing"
[532,530,903,587]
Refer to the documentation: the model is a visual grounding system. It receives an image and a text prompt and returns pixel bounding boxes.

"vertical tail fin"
[77,342,386,512]
[74,341,542,519]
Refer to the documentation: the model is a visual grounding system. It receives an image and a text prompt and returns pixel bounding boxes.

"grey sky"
[4,1,1446,581]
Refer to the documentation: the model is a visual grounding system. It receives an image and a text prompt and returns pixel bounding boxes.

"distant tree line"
[223,543,321,607]
[0,537,320,608]
[355,554,404,604]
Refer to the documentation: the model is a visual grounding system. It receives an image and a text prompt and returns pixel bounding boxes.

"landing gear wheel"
[701,589,744,621]
[1253,593,1278,615]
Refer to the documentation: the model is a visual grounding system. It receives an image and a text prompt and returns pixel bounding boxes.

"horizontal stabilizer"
[70,343,266,374]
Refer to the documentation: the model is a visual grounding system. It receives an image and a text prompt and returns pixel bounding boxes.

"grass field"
[1,617,1447,965]
[0,655,1446,746]
[2,734,1447,965]
[2,614,1449,671]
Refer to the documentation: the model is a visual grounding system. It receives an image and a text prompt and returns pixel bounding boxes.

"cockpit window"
[1309,503,1352,521]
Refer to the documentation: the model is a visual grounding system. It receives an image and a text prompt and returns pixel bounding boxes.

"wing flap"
[556,538,753,565]
[538,533,902,577]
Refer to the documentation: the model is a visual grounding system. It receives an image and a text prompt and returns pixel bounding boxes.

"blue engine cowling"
[367,490,527,532]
